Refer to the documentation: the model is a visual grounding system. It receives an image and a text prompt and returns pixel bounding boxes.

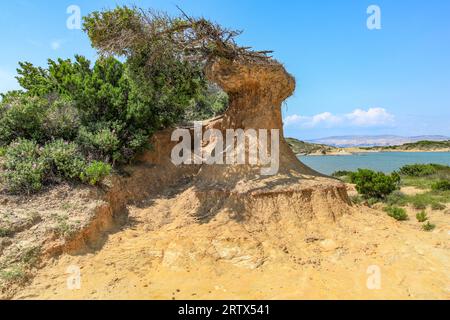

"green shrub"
[422,221,436,232]
[0,147,6,157]
[349,195,363,205]
[416,211,428,222]
[51,213,77,238]
[408,193,448,210]
[367,198,380,207]
[385,190,408,206]
[0,96,48,145]
[41,140,86,180]
[0,227,12,237]
[20,245,41,266]
[411,197,428,210]
[1,139,47,194]
[80,161,111,185]
[431,202,446,210]
[350,169,400,199]
[43,99,80,140]
[76,125,121,163]
[384,206,408,221]
[431,180,450,191]
[332,170,354,177]
[399,164,439,177]
[0,265,27,282]
[0,6,244,194]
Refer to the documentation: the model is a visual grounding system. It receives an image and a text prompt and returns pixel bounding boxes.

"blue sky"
[1,0,449,139]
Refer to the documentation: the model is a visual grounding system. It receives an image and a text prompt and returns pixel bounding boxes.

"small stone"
[320,239,337,251]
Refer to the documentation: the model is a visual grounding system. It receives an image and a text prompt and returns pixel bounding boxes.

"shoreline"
[298,148,450,157]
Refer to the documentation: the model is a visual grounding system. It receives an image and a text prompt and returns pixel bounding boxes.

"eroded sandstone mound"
[126,58,352,228]
[11,58,450,301]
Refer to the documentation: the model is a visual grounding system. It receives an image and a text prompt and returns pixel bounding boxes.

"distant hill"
[285,138,336,155]
[287,137,450,155]
[362,140,450,151]
[307,135,450,147]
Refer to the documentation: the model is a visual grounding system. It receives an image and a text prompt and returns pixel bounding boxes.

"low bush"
[408,193,447,210]
[1,139,111,193]
[411,197,427,210]
[422,221,436,232]
[1,139,47,194]
[416,211,428,222]
[349,195,363,205]
[384,206,408,221]
[431,202,446,210]
[385,190,408,206]
[43,99,80,141]
[399,164,440,177]
[80,161,111,186]
[0,227,12,237]
[332,170,354,177]
[0,265,27,283]
[366,198,380,207]
[41,140,86,181]
[431,180,450,191]
[0,95,48,145]
[350,169,400,199]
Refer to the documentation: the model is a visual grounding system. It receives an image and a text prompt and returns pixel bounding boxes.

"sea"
[298,152,450,175]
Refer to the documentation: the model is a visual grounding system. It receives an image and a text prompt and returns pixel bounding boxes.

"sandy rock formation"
[87,58,354,272]
[200,59,324,182]
[11,57,450,301]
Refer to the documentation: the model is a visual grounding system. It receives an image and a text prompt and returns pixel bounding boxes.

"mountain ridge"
[306,135,450,147]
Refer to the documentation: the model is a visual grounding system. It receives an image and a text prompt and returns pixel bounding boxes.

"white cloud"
[284,114,307,126]
[284,108,395,128]
[308,112,342,128]
[345,108,395,126]
[51,40,61,50]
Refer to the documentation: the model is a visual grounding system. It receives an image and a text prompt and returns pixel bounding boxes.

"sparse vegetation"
[422,221,436,232]
[332,170,354,178]
[385,190,408,206]
[51,213,77,238]
[431,180,450,191]
[286,138,334,155]
[362,140,450,152]
[331,170,354,183]
[399,164,443,177]
[366,198,380,207]
[1,139,47,194]
[342,164,448,236]
[416,211,428,222]
[349,194,363,205]
[20,245,41,266]
[384,206,408,221]
[350,169,400,199]
[80,161,111,186]
[0,227,12,237]
[398,164,450,209]
[0,265,27,283]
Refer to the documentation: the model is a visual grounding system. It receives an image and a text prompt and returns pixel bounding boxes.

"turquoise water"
[299,152,450,175]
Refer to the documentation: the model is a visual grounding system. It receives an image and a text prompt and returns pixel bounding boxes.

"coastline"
[299,148,450,156]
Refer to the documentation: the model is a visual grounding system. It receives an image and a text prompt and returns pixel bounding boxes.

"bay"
[299,152,450,175]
